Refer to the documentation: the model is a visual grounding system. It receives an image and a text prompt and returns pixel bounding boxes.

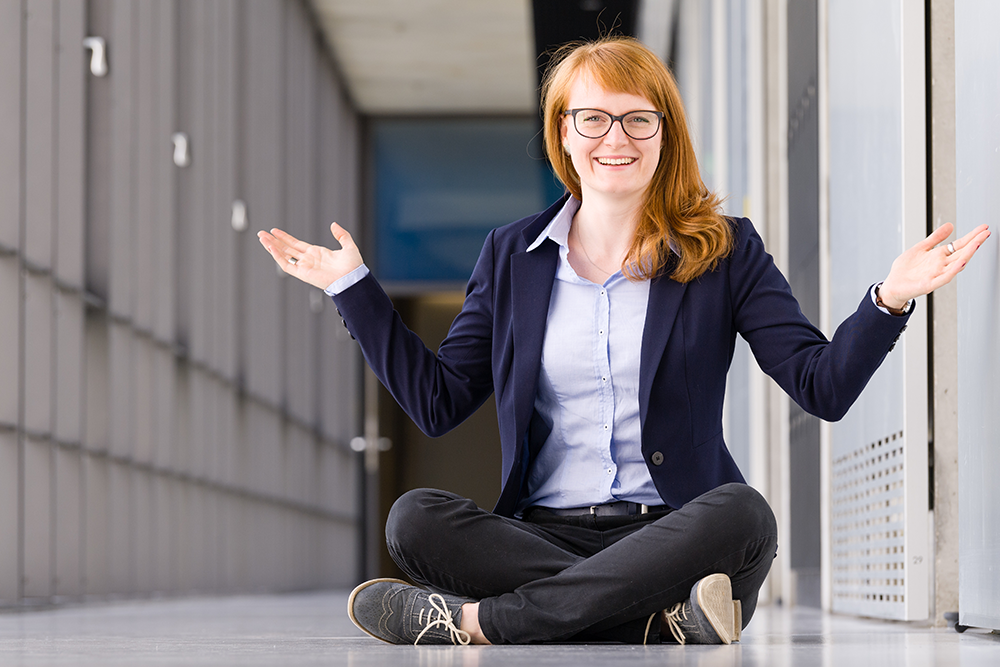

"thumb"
[330,222,355,250]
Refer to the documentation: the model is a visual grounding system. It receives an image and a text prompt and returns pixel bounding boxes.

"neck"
[571,193,641,270]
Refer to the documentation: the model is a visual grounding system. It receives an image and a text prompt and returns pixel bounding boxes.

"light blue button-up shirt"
[519,197,662,510]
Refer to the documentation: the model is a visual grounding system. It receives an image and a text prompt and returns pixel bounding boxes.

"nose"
[603,118,629,145]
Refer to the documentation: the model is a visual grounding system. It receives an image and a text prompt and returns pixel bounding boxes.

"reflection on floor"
[0,590,997,666]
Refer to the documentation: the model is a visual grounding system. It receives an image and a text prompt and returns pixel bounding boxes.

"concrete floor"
[0,591,997,666]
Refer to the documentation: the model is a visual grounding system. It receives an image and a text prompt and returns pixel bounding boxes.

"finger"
[919,222,954,250]
[329,222,356,250]
[258,232,304,271]
[952,224,990,251]
[270,227,312,254]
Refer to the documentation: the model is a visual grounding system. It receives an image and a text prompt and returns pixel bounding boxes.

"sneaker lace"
[662,602,689,645]
[414,593,472,646]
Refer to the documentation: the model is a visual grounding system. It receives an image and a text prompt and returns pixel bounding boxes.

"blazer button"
[651,451,664,466]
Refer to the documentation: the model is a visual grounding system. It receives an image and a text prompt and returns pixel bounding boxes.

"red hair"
[541,36,732,283]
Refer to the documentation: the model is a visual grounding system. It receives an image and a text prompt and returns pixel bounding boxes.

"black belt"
[529,500,672,518]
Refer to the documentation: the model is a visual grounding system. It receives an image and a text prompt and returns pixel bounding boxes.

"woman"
[258,37,988,646]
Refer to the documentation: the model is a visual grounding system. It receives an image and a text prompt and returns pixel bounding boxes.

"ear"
[560,114,570,144]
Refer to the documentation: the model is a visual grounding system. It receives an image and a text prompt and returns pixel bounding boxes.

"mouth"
[595,157,637,166]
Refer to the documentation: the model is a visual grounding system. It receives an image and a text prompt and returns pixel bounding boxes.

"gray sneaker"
[348,578,473,645]
[661,573,739,645]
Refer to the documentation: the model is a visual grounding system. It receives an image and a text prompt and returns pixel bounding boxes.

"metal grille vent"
[831,430,908,617]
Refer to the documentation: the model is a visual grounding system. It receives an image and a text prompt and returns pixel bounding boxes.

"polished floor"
[0,590,997,666]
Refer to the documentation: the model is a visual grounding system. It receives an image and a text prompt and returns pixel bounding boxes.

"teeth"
[597,157,636,165]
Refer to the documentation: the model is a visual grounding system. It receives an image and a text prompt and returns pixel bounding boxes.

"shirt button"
[651,451,664,466]
[604,424,609,430]
[607,469,613,475]
[602,376,607,382]
[599,330,604,335]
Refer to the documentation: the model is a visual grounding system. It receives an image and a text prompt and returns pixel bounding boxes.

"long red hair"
[541,36,732,283]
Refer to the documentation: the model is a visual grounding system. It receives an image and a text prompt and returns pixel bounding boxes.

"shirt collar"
[526,196,581,252]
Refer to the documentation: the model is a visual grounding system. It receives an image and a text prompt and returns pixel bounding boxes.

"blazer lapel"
[639,273,688,423]
[509,239,559,441]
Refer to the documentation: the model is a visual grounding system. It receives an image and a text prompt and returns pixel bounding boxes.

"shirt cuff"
[870,282,912,316]
[324,264,370,296]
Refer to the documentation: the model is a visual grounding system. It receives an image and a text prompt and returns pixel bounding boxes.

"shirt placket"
[594,282,616,495]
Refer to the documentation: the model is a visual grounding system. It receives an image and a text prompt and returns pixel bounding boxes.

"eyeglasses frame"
[562,108,665,140]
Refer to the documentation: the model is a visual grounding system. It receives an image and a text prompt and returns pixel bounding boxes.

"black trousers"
[384,482,778,644]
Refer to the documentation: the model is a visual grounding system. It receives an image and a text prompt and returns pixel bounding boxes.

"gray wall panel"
[55,0,86,289]
[152,0,177,344]
[132,469,154,594]
[107,0,134,319]
[152,475,172,592]
[132,337,154,464]
[283,2,319,426]
[54,285,84,446]
[83,453,109,595]
[83,313,109,452]
[174,0,207,360]
[0,434,19,602]
[0,0,21,249]
[24,274,53,435]
[956,0,1000,630]
[54,446,83,597]
[0,258,23,426]
[188,371,210,478]
[212,0,239,381]
[25,0,55,270]
[243,0,284,406]
[107,323,132,458]
[107,460,133,595]
[131,0,157,333]
[84,0,111,299]
[23,437,52,598]
[152,347,177,470]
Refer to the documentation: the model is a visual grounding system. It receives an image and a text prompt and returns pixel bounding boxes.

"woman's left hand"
[877,222,991,310]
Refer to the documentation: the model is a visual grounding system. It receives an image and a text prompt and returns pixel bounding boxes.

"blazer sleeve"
[728,218,911,421]
[331,231,498,437]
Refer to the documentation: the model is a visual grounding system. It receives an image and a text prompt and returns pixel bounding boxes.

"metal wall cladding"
[956,0,1000,632]
[0,0,361,605]
[827,0,929,621]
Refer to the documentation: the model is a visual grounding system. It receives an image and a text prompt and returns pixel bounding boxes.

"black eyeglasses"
[563,108,664,140]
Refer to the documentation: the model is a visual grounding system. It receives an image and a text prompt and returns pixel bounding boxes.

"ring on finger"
[288,257,299,266]
[946,243,956,256]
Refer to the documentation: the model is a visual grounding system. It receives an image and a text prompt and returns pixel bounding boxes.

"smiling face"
[560,72,663,205]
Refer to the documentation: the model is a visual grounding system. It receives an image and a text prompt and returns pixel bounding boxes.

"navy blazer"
[333,196,911,518]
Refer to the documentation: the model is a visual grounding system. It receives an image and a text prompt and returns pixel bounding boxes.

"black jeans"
[385,482,777,644]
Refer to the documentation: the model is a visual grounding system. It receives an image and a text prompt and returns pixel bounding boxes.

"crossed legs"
[384,482,778,644]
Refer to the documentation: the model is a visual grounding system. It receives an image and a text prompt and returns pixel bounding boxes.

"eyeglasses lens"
[575,110,660,140]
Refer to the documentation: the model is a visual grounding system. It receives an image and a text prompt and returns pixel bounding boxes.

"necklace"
[571,224,622,276]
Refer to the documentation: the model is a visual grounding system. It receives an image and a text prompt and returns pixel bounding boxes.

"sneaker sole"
[693,573,734,644]
[347,577,411,644]
[733,599,742,642]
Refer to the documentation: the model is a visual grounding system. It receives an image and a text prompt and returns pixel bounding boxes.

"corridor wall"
[0,0,362,605]
[956,0,1000,632]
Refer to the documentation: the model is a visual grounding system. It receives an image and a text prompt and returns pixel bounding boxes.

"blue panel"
[372,118,563,283]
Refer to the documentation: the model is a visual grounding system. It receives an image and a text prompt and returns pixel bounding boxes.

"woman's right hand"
[257,222,364,290]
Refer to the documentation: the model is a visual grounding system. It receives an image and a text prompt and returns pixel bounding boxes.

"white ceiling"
[309,0,539,115]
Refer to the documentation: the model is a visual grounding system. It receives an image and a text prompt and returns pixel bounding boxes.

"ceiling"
[308,0,672,116]
[309,0,538,115]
